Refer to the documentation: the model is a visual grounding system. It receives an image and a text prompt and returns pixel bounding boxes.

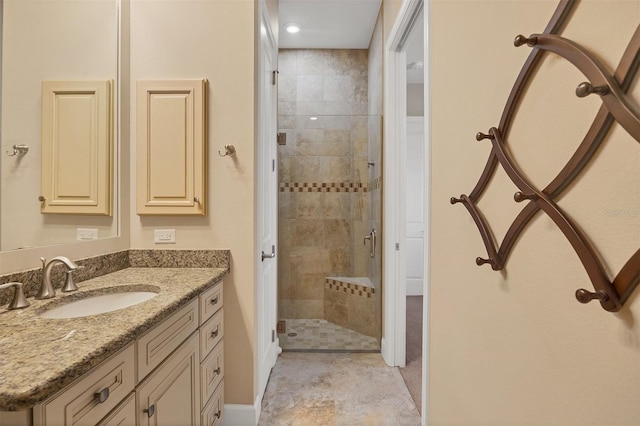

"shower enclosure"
[276,49,382,351]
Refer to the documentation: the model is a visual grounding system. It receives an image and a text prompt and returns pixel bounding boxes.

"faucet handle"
[0,282,30,310]
[61,266,84,293]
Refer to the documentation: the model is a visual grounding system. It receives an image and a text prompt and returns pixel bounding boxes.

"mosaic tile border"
[280,182,367,193]
[325,278,375,298]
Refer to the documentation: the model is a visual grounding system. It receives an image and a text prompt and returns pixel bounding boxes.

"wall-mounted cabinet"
[136,79,207,216]
[40,80,114,215]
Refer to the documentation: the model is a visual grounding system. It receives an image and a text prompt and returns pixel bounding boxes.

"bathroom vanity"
[0,266,226,426]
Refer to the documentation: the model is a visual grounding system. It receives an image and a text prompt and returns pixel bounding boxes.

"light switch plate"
[154,229,176,244]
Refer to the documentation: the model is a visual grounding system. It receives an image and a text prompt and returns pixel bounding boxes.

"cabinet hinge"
[272,70,279,86]
[396,243,400,251]
[272,330,275,342]
[272,159,275,172]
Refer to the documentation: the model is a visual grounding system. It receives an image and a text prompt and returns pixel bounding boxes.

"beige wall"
[430,1,640,424]
[129,0,256,405]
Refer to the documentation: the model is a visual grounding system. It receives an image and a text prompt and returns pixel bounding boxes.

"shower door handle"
[262,245,276,261]
[364,229,376,258]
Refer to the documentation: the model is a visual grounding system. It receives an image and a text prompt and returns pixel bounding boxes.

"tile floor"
[258,352,421,425]
[278,318,380,351]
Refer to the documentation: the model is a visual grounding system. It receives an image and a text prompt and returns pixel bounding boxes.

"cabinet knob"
[214,409,222,418]
[210,295,219,305]
[211,327,219,338]
[214,367,221,375]
[144,404,155,417]
[94,388,109,404]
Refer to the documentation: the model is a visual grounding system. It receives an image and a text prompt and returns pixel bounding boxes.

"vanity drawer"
[200,308,223,358]
[201,382,223,426]
[96,393,135,426]
[199,281,223,325]
[36,343,135,426]
[137,298,199,382]
[200,341,224,407]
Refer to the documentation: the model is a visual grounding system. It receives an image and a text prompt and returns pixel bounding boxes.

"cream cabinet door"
[136,79,207,215]
[41,80,113,215]
[136,333,200,426]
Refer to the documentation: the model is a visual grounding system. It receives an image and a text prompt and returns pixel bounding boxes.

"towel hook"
[6,144,29,157]
[218,145,236,157]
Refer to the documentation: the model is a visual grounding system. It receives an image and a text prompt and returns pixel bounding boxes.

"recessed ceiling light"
[407,61,424,70]
[309,116,318,121]
[285,23,301,34]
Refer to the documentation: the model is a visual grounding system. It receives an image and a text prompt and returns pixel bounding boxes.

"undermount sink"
[40,290,159,319]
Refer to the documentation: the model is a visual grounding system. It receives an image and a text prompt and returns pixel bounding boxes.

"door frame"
[255,0,279,418]
[383,0,430,421]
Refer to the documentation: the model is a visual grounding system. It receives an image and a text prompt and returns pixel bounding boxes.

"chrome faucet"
[37,256,79,299]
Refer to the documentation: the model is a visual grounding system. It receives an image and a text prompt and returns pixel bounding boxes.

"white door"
[256,7,279,403]
[406,117,424,296]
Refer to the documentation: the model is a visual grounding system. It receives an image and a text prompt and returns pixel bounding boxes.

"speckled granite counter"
[0,267,227,411]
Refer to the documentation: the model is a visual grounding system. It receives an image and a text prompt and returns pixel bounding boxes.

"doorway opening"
[275,47,383,352]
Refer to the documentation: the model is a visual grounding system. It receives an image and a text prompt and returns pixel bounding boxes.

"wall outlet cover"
[154,229,176,244]
[77,228,99,241]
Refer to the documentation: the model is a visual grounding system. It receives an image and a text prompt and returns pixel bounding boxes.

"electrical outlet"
[154,229,176,244]
[77,228,98,241]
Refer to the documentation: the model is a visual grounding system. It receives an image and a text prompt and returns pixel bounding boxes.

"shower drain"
[287,332,297,337]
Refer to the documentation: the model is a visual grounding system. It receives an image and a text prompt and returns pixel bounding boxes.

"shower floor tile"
[278,318,380,352]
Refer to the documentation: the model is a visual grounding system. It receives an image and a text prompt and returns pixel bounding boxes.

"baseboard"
[223,396,261,426]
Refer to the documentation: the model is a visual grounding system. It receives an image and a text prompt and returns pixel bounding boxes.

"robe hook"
[218,145,236,157]
[6,144,29,157]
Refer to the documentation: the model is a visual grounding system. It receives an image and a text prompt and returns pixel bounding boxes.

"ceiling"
[278,0,383,49]
[278,0,424,83]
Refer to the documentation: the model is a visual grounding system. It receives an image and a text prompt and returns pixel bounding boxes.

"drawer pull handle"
[214,367,221,375]
[144,405,155,417]
[210,295,219,305]
[94,388,109,404]
[214,409,222,418]
[211,327,219,338]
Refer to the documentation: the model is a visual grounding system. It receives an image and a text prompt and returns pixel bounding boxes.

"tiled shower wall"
[277,49,371,320]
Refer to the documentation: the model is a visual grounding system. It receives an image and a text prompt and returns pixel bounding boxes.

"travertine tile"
[278,49,297,75]
[297,50,326,75]
[292,193,323,218]
[297,75,323,101]
[324,219,351,248]
[277,319,378,351]
[258,353,419,425]
[279,75,297,102]
[323,75,354,103]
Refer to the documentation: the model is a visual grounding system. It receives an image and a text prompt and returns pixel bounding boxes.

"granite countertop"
[0,267,227,411]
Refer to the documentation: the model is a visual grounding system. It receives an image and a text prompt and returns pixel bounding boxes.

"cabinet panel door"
[136,79,207,215]
[136,299,198,382]
[41,80,113,215]
[137,333,200,426]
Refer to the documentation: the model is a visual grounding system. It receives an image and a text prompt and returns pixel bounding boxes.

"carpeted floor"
[400,296,423,414]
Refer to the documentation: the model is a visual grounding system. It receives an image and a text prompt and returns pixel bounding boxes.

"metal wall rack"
[451,0,640,312]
